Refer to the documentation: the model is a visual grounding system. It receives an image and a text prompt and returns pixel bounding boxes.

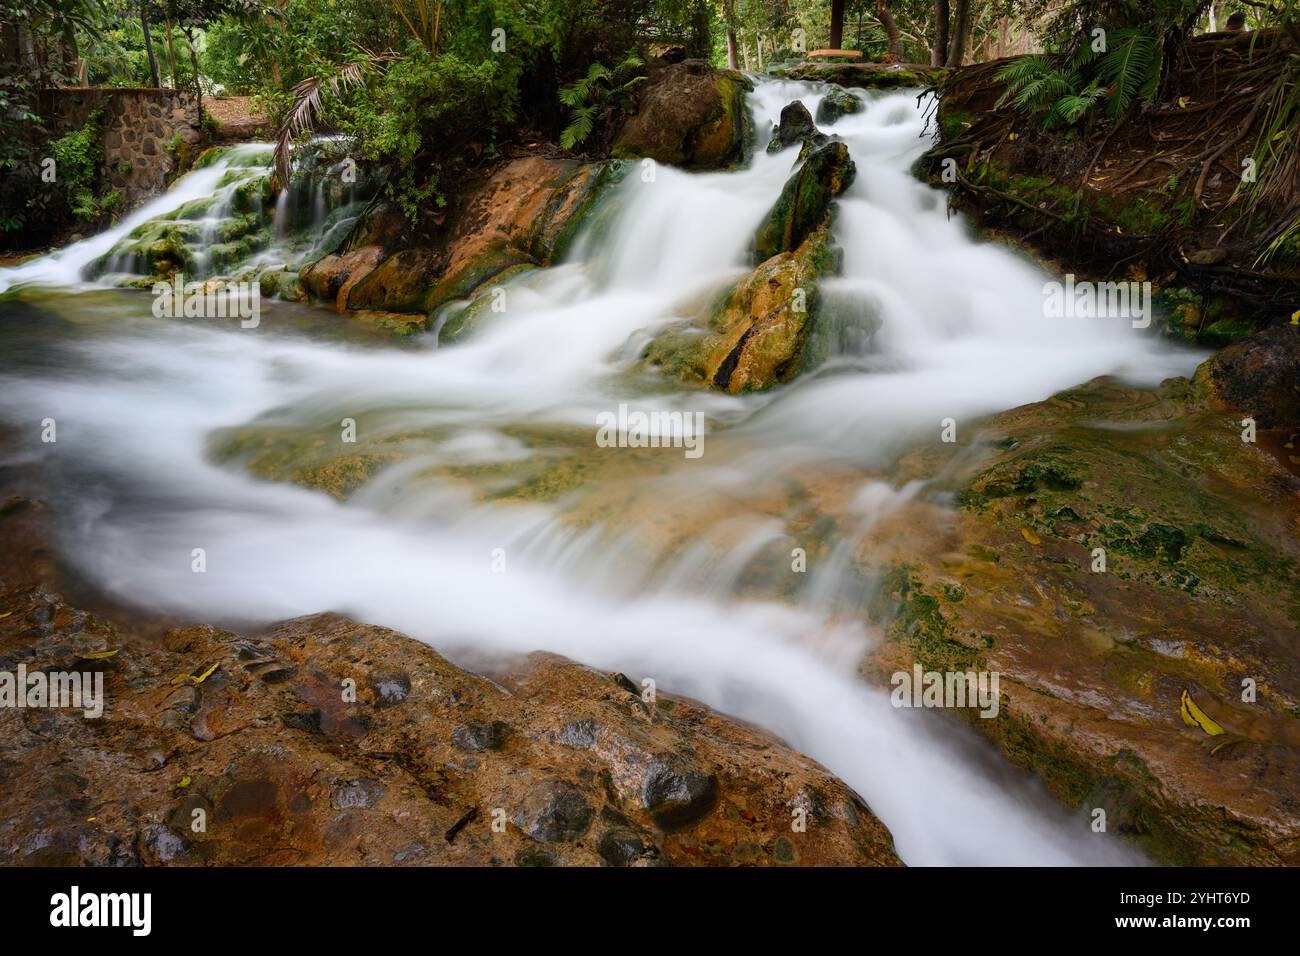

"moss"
[426,245,534,326]
[938,106,976,140]
[1199,316,1256,348]
[871,566,983,672]
[753,141,854,262]
[771,64,944,89]
[959,449,1086,508]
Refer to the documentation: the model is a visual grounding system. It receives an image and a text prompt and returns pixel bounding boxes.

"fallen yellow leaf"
[1180,689,1225,735]
[1020,527,1041,545]
[80,649,118,660]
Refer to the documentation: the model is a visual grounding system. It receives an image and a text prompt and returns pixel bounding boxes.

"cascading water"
[0,79,1203,865]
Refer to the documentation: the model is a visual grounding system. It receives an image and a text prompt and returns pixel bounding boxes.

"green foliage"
[558,53,645,151]
[50,107,121,223]
[1095,27,1158,117]
[338,45,503,219]
[996,26,1161,128]
[204,0,406,94]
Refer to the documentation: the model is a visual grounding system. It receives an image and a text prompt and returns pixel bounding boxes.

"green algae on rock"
[864,371,1300,864]
[754,139,855,263]
[815,85,863,125]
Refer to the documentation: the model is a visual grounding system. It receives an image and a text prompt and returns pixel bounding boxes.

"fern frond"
[558,80,589,107]
[1098,28,1159,118]
[1048,82,1105,126]
[996,55,1055,105]
[560,107,595,150]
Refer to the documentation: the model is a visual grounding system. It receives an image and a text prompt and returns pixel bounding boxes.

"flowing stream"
[0,80,1202,865]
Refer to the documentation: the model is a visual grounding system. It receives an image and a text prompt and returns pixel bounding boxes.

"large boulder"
[1201,324,1300,430]
[611,60,753,170]
[300,245,388,312]
[645,224,839,393]
[865,375,1300,864]
[754,139,856,262]
[0,573,902,866]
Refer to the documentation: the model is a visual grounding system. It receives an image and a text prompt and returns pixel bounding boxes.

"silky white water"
[0,80,1201,865]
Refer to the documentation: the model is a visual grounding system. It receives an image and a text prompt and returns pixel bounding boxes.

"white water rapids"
[0,80,1202,865]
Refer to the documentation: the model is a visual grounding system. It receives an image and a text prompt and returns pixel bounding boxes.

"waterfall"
[0,80,1203,865]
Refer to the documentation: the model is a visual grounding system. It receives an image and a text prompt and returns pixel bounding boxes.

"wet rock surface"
[862,371,1300,864]
[340,157,617,322]
[815,86,863,126]
[644,131,853,394]
[1205,324,1300,431]
[766,101,818,154]
[644,223,839,393]
[753,139,855,262]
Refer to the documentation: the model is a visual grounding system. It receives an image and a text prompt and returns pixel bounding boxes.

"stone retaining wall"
[38,88,201,209]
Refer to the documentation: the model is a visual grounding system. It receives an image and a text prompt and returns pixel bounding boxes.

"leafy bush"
[339,46,505,219]
[50,108,121,223]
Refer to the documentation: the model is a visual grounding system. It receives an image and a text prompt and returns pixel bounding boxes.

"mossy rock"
[612,60,753,170]
[766,101,818,154]
[770,63,945,88]
[645,225,837,392]
[423,241,535,316]
[815,85,863,125]
[753,140,855,262]
[435,265,539,345]
[519,161,626,265]
[259,268,306,302]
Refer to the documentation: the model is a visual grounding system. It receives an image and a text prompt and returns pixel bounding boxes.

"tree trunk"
[932,0,949,67]
[876,0,904,60]
[727,29,738,70]
[185,27,202,122]
[945,0,970,68]
[830,0,845,49]
[164,16,178,88]
[140,1,161,88]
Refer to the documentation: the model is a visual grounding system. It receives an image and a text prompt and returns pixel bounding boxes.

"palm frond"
[273,60,386,187]
[275,75,322,186]
[558,79,591,108]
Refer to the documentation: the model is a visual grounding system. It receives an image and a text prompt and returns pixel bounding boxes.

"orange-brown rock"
[300,245,387,312]
[342,158,615,319]
[0,496,899,868]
